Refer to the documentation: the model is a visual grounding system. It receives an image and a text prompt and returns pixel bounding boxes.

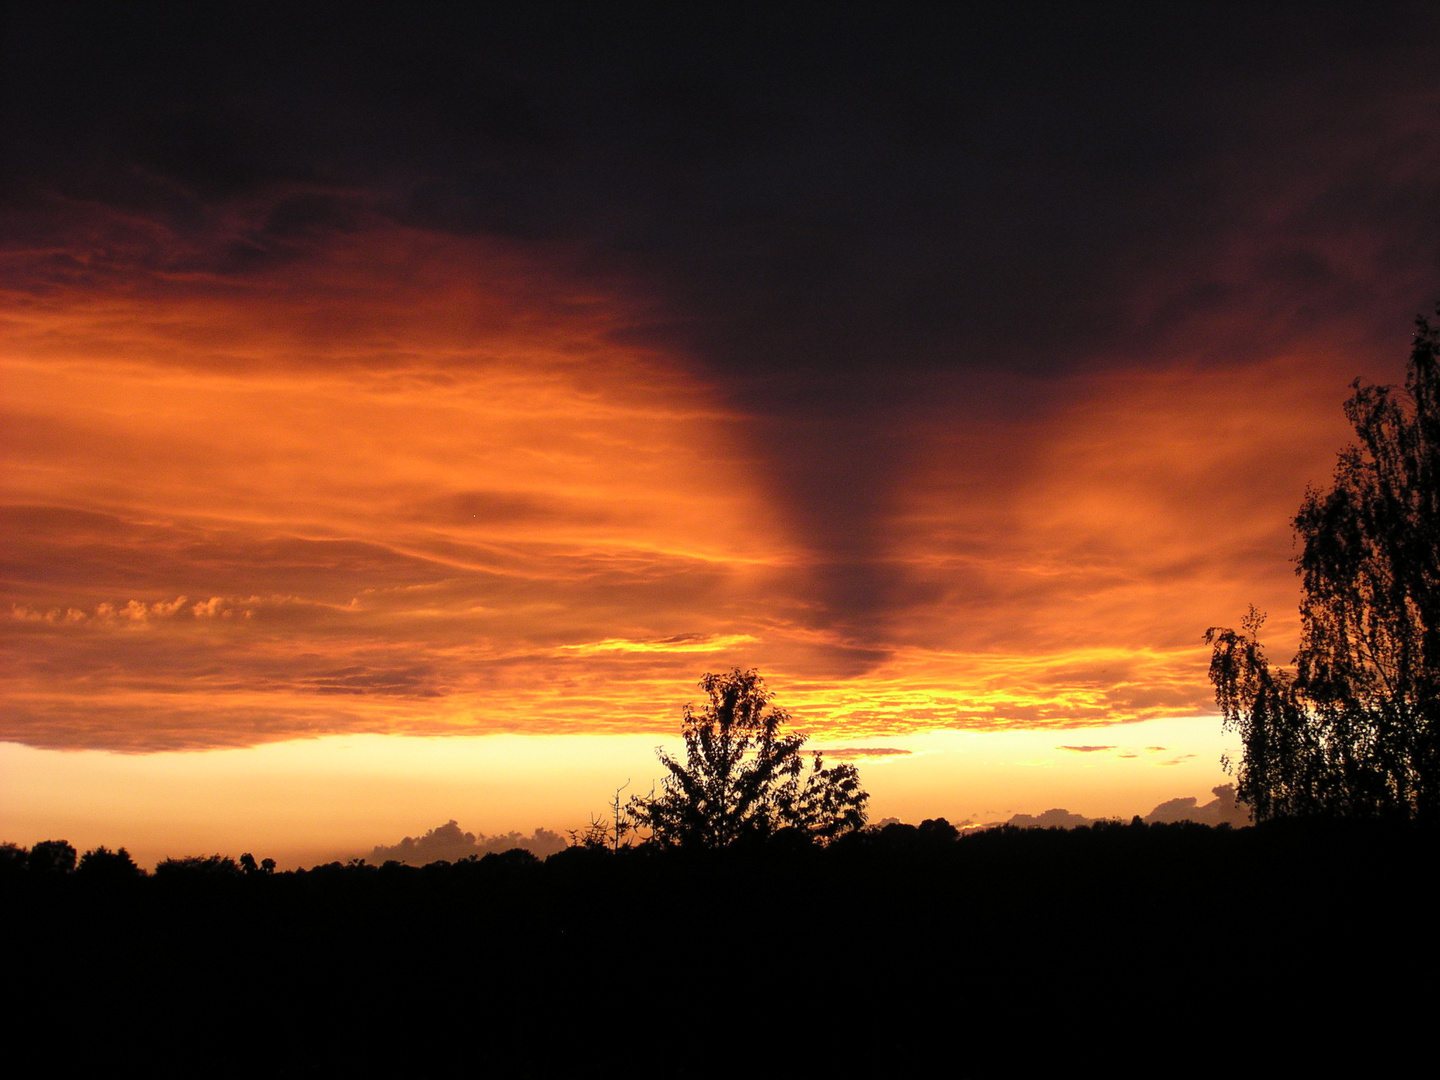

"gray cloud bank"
[1007,785,1250,829]
[369,820,567,866]
[378,786,1249,865]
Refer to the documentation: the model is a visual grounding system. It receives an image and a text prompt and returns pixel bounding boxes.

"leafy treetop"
[1207,308,1440,821]
[630,669,869,848]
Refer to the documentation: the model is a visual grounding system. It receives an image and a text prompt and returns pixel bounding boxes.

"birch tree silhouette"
[1207,310,1440,820]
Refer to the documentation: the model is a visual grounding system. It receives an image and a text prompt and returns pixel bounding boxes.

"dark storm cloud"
[6,2,1440,646]
[12,5,1431,362]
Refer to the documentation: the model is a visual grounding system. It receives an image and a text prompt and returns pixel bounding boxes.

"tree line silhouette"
[5,811,1431,1073]
[6,310,1438,1074]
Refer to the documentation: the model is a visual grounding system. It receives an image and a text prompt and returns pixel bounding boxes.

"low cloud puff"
[368,820,567,866]
[1005,784,1250,829]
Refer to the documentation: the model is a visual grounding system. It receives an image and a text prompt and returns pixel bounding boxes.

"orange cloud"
[0,204,1409,752]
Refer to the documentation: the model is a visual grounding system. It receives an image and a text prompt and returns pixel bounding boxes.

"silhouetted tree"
[77,845,144,879]
[0,843,28,876]
[1208,310,1440,821]
[630,669,868,847]
[154,854,242,878]
[569,782,645,852]
[28,839,77,875]
[917,817,960,845]
[567,817,612,850]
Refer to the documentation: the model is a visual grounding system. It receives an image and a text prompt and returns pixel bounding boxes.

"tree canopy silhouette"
[630,669,868,847]
[77,845,144,879]
[28,839,77,875]
[1207,310,1440,821]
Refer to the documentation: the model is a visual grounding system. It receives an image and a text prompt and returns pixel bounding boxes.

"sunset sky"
[4,4,1439,866]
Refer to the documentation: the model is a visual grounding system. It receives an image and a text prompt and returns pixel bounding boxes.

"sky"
[4,3,1439,866]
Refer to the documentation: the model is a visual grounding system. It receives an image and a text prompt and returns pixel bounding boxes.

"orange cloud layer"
[0,215,1397,751]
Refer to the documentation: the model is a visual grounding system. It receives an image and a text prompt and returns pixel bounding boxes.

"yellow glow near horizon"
[0,714,1236,870]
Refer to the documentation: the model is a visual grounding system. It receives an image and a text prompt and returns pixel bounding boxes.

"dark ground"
[7,820,1433,1076]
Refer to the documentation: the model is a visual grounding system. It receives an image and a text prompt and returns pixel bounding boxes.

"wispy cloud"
[813,747,914,762]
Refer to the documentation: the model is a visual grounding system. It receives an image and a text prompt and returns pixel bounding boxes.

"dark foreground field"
[7,819,1434,1077]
